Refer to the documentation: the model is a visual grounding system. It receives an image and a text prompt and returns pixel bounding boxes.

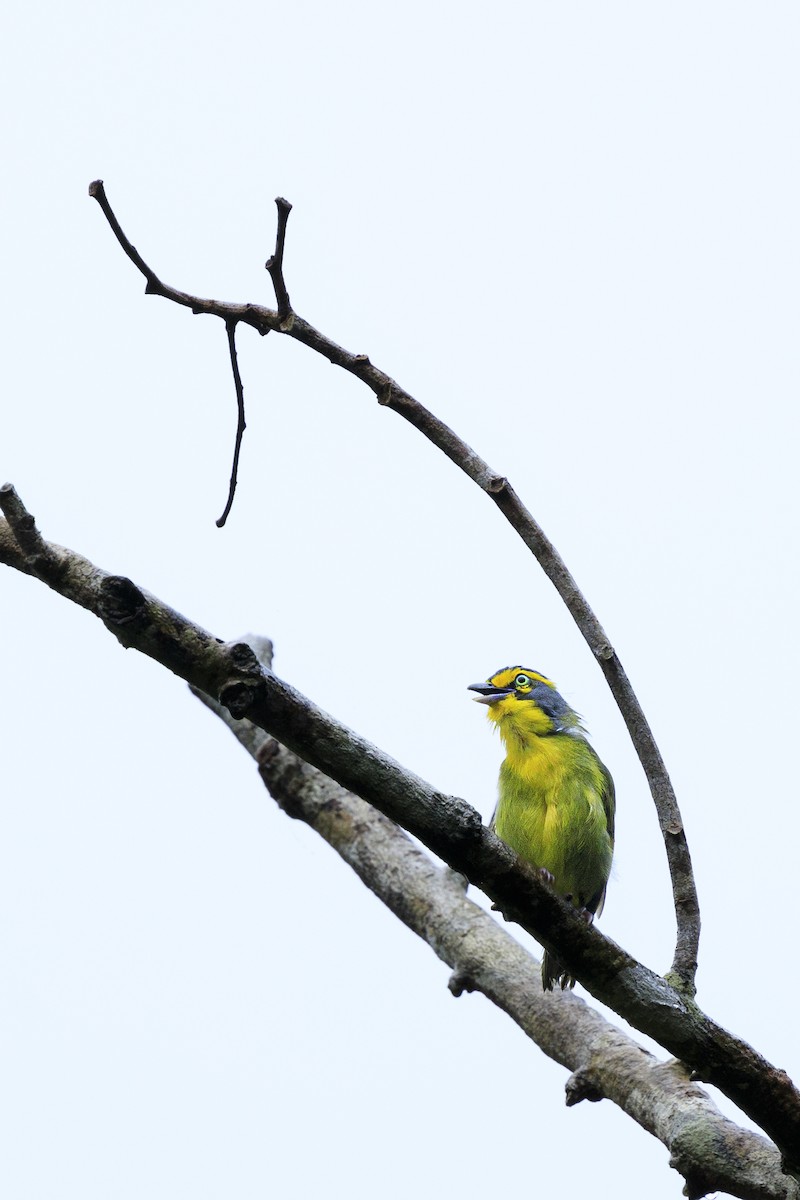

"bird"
[469,666,615,990]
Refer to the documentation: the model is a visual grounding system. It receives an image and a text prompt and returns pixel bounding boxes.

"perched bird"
[469,666,615,990]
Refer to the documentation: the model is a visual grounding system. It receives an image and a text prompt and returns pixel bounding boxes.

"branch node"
[593,642,615,661]
[227,640,266,675]
[448,969,475,997]
[255,738,281,767]
[98,575,147,627]
[219,679,263,720]
[246,303,271,337]
[217,641,268,716]
[487,474,509,495]
[671,1162,712,1200]
[434,793,484,848]
[353,353,371,365]
[565,1066,605,1106]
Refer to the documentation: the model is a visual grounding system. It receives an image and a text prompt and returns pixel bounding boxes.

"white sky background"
[1,3,798,1197]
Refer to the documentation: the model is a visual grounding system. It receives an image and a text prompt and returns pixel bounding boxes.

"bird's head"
[468,666,581,742]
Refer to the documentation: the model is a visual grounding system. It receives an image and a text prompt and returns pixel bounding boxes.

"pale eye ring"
[514,673,530,688]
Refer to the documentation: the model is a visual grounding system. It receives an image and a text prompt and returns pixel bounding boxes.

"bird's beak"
[468,682,513,706]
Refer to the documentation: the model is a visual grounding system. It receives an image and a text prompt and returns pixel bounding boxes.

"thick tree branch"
[88,180,700,990]
[1,488,797,1178]
[190,654,797,1200]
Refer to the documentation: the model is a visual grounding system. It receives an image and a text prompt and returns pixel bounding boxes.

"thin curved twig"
[0,488,797,1177]
[216,319,247,528]
[88,180,699,990]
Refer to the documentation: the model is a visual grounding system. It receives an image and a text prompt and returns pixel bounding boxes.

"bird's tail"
[541,950,575,991]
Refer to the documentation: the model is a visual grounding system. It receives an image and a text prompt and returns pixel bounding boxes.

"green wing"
[601,762,616,848]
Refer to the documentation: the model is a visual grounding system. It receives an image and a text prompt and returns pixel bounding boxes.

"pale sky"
[2,4,799,1197]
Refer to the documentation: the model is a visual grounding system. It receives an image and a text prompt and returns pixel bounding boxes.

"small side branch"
[216,320,247,528]
[265,197,293,321]
[88,180,275,336]
[88,179,164,292]
[0,484,60,579]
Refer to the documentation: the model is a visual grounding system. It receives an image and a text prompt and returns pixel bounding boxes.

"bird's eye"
[514,673,531,688]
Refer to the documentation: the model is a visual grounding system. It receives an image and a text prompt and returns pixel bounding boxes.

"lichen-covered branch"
[1,487,797,1178]
[192,649,797,1200]
[88,180,700,990]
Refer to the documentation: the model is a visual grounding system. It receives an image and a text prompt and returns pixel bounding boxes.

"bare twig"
[88,184,700,988]
[216,320,247,528]
[264,197,292,322]
[190,653,797,1200]
[1,490,798,1177]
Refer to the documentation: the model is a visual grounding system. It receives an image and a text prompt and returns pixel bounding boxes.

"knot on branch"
[565,1066,605,1106]
[448,968,476,998]
[670,1159,713,1200]
[219,679,263,719]
[215,643,266,715]
[593,642,615,661]
[218,640,268,718]
[231,635,274,671]
[434,794,484,846]
[99,576,147,627]
[256,738,281,768]
[486,475,509,496]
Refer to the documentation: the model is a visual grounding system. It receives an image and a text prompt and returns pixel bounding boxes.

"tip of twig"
[266,198,293,320]
[88,179,104,198]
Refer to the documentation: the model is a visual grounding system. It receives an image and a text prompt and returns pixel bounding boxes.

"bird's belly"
[494,772,610,908]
